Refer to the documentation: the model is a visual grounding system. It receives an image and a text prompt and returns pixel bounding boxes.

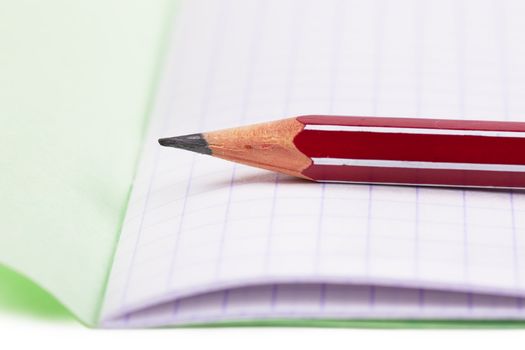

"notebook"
[98,0,525,327]
[4,0,525,328]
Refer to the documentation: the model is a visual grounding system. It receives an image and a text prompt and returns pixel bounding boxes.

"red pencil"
[158,115,525,189]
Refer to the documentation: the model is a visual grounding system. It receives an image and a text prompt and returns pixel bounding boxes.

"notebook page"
[103,284,525,328]
[101,0,525,326]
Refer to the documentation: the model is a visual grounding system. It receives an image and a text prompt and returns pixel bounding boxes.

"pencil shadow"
[203,170,310,192]
[0,264,74,321]
[202,169,525,195]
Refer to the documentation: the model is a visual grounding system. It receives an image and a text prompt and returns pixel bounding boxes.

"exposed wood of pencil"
[204,118,312,179]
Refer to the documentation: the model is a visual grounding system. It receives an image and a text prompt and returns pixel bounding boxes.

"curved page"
[102,0,525,326]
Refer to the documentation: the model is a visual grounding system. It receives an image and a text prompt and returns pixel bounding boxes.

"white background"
[2,313,525,350]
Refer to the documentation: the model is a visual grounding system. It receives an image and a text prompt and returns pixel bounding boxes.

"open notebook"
[95,0,525,327]
[4,0,525,328]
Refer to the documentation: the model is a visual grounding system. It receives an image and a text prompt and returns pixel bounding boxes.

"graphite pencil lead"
[158,133,212,155]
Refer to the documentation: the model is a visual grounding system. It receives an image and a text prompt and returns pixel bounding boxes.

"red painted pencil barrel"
[294,116,525,188]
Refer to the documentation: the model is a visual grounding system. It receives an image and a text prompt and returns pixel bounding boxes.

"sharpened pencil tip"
[158,133,212,155]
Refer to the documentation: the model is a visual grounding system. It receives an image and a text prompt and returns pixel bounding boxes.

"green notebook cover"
[0,0,175,326]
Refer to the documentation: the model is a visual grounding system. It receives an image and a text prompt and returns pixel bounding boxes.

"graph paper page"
[101,0,525,326]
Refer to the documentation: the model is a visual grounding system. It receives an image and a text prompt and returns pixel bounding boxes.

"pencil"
[158,115,525,189]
